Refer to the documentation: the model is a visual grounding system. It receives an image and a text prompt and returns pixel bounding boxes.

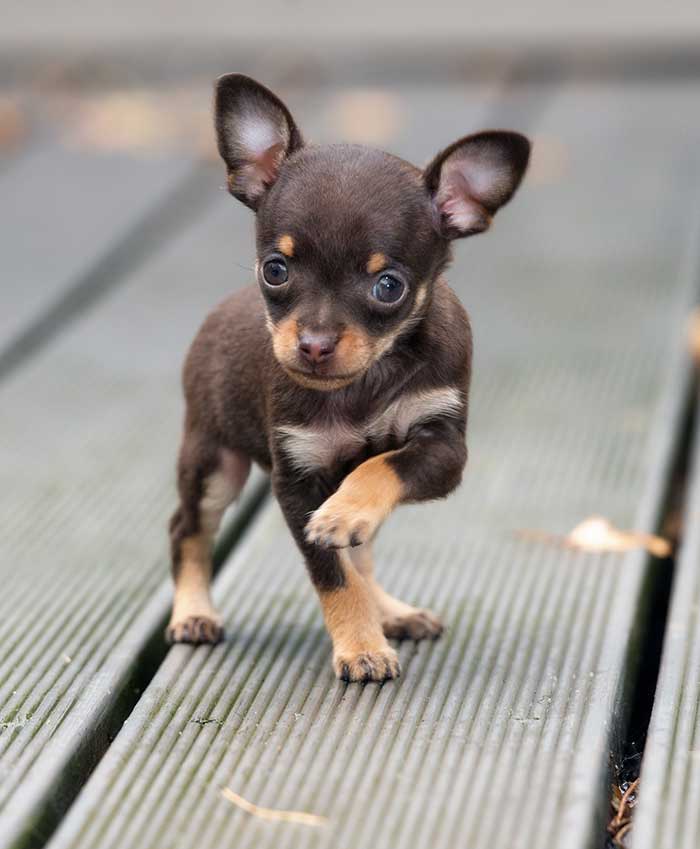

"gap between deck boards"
[592,195,700,847]
[604,374,698,849]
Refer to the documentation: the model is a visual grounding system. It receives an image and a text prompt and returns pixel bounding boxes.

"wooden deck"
[1,70,700,849]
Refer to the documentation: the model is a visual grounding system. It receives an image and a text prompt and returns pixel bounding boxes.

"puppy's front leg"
[273,470,399,682]
[305,452,402,549]
[307,418,468,550]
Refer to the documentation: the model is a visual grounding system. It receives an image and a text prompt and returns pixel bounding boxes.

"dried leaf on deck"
[518,516,671,558]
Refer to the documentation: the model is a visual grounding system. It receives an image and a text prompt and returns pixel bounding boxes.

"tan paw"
[333,646,400,682]
[306,497,378,549]
[382,608,444,641]
[166,615,224,645]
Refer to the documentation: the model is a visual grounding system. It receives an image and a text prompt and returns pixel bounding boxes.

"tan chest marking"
[277,386,463,472]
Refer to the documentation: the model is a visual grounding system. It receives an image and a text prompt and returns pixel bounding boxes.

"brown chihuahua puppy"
[167,74,530,682]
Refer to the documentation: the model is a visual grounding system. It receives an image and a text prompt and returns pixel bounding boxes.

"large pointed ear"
[214,74,304,210]
[424,131,530,239]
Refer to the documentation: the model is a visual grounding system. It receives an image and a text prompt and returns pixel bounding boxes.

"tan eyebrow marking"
[278,234,295,257]
[366,252,387,275]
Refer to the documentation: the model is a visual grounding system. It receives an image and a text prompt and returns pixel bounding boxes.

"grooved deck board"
[46,80,700,849]
[0,177,269,849]
[632,380,700,849]
[0,145,195,358]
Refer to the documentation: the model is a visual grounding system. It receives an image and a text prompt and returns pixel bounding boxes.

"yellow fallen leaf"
[220,788,328,827]
[518,515,670,558]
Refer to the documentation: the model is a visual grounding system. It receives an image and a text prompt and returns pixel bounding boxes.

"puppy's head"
[215,74,530,390]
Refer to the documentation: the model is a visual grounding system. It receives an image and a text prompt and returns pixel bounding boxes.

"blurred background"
[1,0,699,173]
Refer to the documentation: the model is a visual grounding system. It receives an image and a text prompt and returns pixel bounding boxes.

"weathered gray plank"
[46,80,700,849]
[0,144,194,360]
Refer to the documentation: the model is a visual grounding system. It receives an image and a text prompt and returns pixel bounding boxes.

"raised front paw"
[306,495,377,549]
[166,615,224,645]
[334,646,401,682]
[306,453,401,549]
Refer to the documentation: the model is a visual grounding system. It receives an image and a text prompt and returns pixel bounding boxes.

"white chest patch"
[277,386,463,473]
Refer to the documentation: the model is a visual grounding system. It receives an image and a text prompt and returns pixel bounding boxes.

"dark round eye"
[372,274,405,304]
[262,259,289,286]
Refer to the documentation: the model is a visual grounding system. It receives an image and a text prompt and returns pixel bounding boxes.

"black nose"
[298,332,337,365]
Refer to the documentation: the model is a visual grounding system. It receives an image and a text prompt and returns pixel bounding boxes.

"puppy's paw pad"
[166,616,224,645]
[305,506,371,549]
[334,648,400,682]
[382,609,444,641]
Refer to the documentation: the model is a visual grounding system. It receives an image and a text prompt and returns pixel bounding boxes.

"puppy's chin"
[279,363,364,392]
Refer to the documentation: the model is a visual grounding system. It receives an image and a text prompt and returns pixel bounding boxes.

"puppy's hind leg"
[167,432,250,644]
[348,543,444,641]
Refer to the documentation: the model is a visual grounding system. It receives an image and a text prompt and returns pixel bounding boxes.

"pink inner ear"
[226,108,290,201]
[256,142,286,184]
[440,190,490,233]
[436,164,491,233]
[231,141,286,201]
